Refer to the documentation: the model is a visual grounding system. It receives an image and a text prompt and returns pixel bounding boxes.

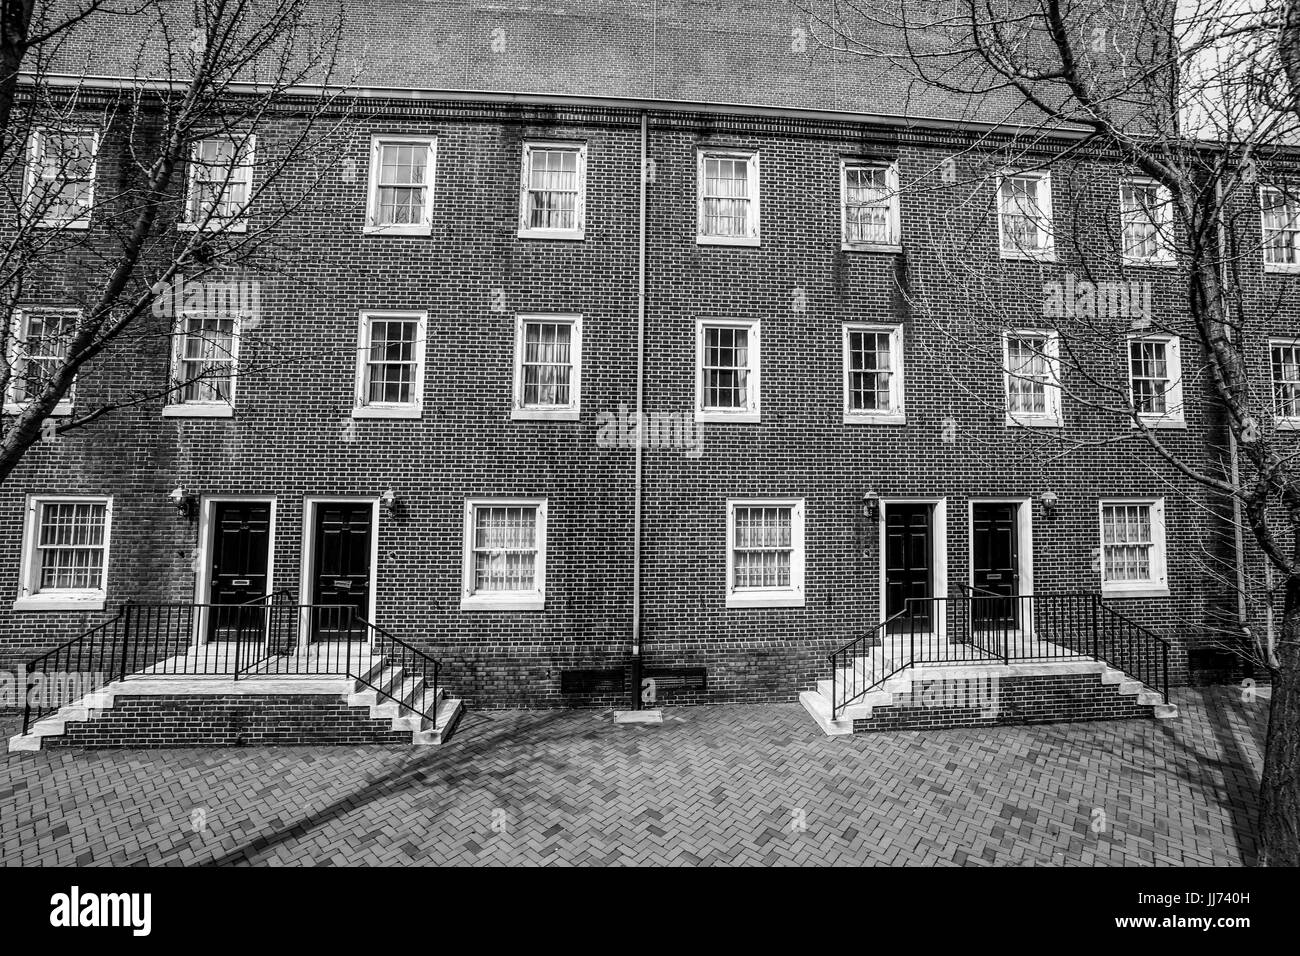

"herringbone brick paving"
[0,687,1266,866]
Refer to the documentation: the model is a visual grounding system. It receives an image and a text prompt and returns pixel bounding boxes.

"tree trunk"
[1258,575,1300,865]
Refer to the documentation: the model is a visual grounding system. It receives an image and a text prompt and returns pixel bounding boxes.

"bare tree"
[796,0,1300,863]
[0,0,351,486]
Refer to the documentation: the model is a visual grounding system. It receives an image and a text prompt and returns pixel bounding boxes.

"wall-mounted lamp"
[379,487,398,516]
[1040,490,1059,519]
[861,489,880,522]
[168,485,197,520]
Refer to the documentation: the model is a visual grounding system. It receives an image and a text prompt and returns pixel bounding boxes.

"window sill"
[352,406,423,420]
[1263,263,1300,274]
[696,235,761,247]
[517,229,585,241]
[844,412,906,425]
[1274,417,1300,431]
[1101,586,1170,599]
[177,220,249,234]
[35,220,90,230]
[841,242,902,254]
[1005,414,1063,428]
[362,224,432,237]
[13,594,106,612]
[999,249,1056,263]
[460,593,545,612]
[696,410,760,424]
[512,407,580,421]
[1121,256,1177,268]
[162,404,234,418]
[1132,416,1186,430]
[4,402,72,417]
[726,590,805,609]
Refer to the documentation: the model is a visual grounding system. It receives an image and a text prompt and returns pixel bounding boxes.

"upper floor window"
[4,308,79,416]
[1099,498,1168,596]
[519,142,586,239]
[352,310,427,418]
[842,323,905,423]
[365,136,436,235]
[461,498,547,611]
[26,129,98,229]
[696,318,760,422]
[1003,330,1062,427]
[1270,338,1300,428]
[163,312,241,418]
[1127,334,1184,428]
[997,171,1053,259]
[726,498,805,608]
[1119,178,1174,263]
[512,314,582,421]
[697,149,760,246]
[16,496,112,611]
[1261,185,1300,271]
[841,160,900,249]
[183,136,255,231]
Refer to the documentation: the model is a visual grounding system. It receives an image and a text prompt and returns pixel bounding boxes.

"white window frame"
[1002,329,1063,427]
[840,159,901,251]
[1126,333,1185,428]
[1119,177,1175,265]
[3,307,79,417]
[162,310,243,418]
[1098,498,1169,597]
[364,135,437,236]
[460,498,547,611]
[25,128,98,230]
[352,310,428,419]
[518,141,587,240]
[512,314,582,421]
[842,323,905,424]
[180,134,256,232]
[1260,185,1300,273]
[696,148,761,247]
[695,318,760,423]
[997,170,1055,260]
[15,495,113,611]
[726,498,805,609]
[1270,337,1300,430]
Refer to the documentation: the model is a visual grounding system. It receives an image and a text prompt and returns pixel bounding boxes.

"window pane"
[1263,189,1300,266]
[1273,344,1300,417]
[36,501,107,591]
[1006,335,1049,415]
[1130,340,1169,414]
[363,318,419,405]
[176,315,236,403]
[845,165,892,244]
[9,310,77,402]
[521,320,574,407]
[702,156,751,237]
[526,147,580,231]
[703,326,750,409]
[473,505,538,592]
[1101,504,1154,583]
[848,330,893,412]
[733,506,793,589]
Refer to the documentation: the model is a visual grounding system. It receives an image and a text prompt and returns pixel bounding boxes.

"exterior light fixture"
[168,486,197,519]
[862,490,880,522]
[380,487,398,515]
[1040,490,1059,518]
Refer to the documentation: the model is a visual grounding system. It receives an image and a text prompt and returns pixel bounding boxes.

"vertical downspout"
[631,109,648,709]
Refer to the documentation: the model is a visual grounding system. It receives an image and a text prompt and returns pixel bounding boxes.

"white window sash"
[460,498,547,610]
[1098,499,1167,595]
[1270,337,1300,425]
[1261,186,1300,270]
[1003,330,1063,427]
[182,135,256,231]
[1119,178,1174,263]
[16,496,113,610]
[997,172,1054,258]
[3,308,79,416]
[26,128,98,229]
[512,314,582,420]
[364,136,437,235]
[841,160,901,249]
[842,323,905,423]
[696,150,761,245]
[165,311,242,413]
[725,498,805,608]
[1127,334,1185,427]
[352,311,427,418]
[696,318,761,422]
[518,142,587,239]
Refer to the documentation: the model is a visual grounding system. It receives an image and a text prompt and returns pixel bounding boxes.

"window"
[1127,335,1184,427]
[1119,178,1174,263]
[4,308,79,416]
[461,499,546,610]
[16,497,112,610]
[512,315,582,420]
[841,161,900,249]
[364,136,437,234]
[1261,186,1300,271]
[697,149,760,245]
[997,171,1054,258]
[1270,339,1300,427]
[183,136,255,230]
[162,313,241,417]
[696,319,760,422]
[842,323,905,423]
[518,142,586,239]
[726,499,805,608]
[353,311,427,418]
[1099,499,1168,596]
[1003,330,1062,426]
[26,129,98,229]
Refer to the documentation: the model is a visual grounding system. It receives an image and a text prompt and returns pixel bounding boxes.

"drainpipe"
[630,109,648,710]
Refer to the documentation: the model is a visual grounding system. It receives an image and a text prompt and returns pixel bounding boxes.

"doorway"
[200,499,274,643]
[884,503,934,633]
[302,499,376,640]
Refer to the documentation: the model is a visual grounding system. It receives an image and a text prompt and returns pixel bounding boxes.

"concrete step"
[411,695,464,745]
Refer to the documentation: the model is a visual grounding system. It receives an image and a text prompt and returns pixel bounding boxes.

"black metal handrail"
[355,617,441,728]
[829,609,907,719]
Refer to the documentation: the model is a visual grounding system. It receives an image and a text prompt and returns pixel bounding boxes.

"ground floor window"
[461,498,547,610]
[1098,498,1168,596]
[16,496,112,610]
[726,498,805,608]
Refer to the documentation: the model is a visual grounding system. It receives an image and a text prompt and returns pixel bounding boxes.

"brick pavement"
[0,687,1267,866]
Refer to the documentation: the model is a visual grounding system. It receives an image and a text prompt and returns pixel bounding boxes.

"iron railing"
[20,594,443,735]
[829,591,1171,719]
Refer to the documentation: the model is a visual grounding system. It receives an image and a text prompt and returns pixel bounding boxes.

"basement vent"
[560,668,625,694]
[643,667,708,696]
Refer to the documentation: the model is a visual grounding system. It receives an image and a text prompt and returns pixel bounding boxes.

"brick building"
[2,1,1297,746]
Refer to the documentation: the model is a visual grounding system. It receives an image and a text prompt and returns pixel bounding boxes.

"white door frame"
[967,497,1035,638]
[877,497,948,636]
[298,496,380,648]
[194,495,278,646]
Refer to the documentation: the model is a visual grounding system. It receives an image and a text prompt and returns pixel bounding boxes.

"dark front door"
[310,503,372,639]
[971,502,1020,628]
[885,504,932,632]
[208,501,271,641]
